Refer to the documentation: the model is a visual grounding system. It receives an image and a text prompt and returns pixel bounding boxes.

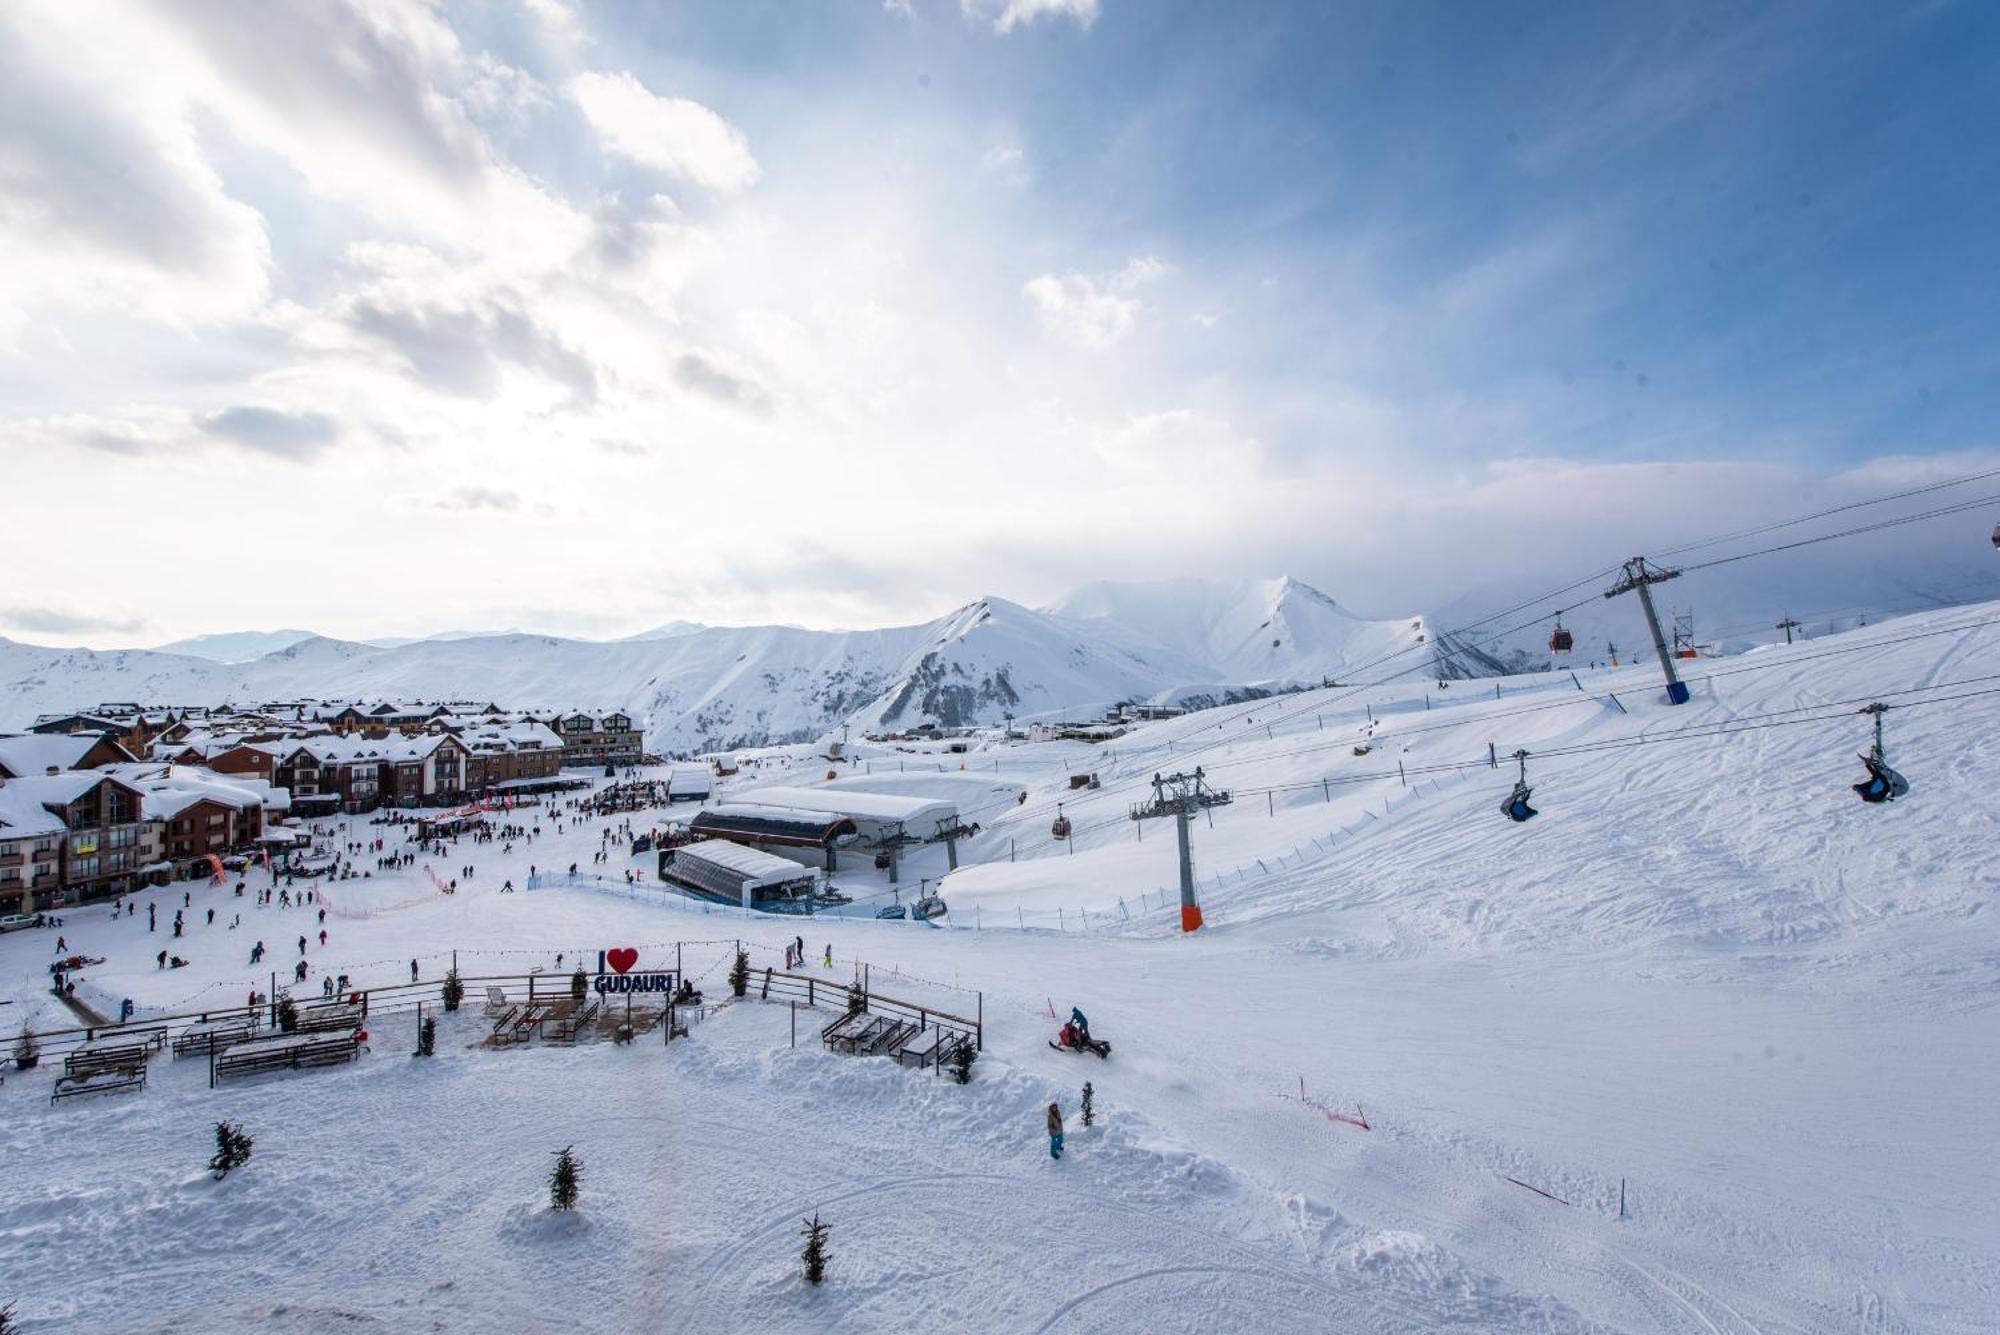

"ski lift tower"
[1605,557,1690,705]
[1130,767,1233,933]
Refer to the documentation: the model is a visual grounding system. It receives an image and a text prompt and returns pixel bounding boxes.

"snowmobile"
[1049,1023,1111,1059]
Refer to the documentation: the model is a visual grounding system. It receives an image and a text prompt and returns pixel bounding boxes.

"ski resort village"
[6,2,2000,1332]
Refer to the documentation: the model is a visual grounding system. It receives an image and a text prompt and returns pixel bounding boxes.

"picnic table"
[52,1066,148,1104]
[65,1039,152,1078]
[293,1002,364,1035]
[174,1018,258,1057]
[893,1025,948,1070]
[214,1031,359,1081]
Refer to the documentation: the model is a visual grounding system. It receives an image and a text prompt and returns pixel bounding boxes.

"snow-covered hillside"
[4,605,1994,1332]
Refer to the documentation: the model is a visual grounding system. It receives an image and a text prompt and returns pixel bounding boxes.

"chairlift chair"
[1853,703,1910,803]
[1500,749,1538,822]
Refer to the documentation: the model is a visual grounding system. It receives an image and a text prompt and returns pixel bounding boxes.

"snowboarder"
[1047,1102,1065,1159]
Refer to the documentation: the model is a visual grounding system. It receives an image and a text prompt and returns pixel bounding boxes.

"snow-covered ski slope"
[2,604,1995,1332]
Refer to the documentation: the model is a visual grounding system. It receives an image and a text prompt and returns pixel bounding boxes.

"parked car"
[0,914,34,934]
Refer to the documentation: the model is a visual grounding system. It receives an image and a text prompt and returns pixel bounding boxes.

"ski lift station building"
[660,838,820,910]
[730,786,968,880]
[740,786,959,846]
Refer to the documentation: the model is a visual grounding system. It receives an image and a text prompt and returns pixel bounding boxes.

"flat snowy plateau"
[3,604,1997,1332]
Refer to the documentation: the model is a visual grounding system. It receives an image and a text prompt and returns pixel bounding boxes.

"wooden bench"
[544,998,600,1045]
[174,1020,257,1057]
[65,1041,151,1078]
[214,1032,358,1081]
[52,1066,148,1103]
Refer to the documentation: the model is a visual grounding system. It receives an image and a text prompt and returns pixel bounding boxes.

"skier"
[1047,1102,1065,1160]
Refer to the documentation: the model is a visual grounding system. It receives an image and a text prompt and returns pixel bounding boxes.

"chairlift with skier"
[1500,749,1538,822]
[1852,703,1910,803]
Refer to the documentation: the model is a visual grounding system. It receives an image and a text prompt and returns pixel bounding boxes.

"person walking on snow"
[1047,1102,1065,1160]
[410,958,420,982]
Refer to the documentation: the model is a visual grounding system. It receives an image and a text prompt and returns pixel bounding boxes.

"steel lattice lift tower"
[1605,557,1690,704]
[1130,767,1233,932]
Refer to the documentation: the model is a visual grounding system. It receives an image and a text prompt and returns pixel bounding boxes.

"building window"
[72,855,99,878]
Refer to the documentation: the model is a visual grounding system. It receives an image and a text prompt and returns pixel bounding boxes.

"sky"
[3,0,1998,647]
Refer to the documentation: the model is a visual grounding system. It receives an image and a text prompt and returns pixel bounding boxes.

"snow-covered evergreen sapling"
[949,1038,974,1085]
[549,1145,582,1211]
[276,995,298,1033]
[209,1121,254,1179]
[0,1299,15,1335]
[800,1211,831,1285]
[440,967,464,1012]
[845,982,865,1017]
[570,966,587,1000]
[416,1014,436,1057]
[729,948,749,998]
[1081,1081,1095,1127]
[11,1026,38,1071]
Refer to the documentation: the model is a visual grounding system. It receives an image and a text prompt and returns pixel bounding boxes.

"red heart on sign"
[607,948,638,975]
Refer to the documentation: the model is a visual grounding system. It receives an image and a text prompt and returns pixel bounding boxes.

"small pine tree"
[1081,1081,1095,1127]
[416,1014,437,1057]
[549,1145,582,1211]
[949,1038,974,1085]
[845,982,865,1017]
[729,948,749,998]
[12,1026,39,1070]
[209,1120,254,1179]
[276,995,298,1034]
[800,1211,830,1285]
[570,966,587,1000]
[0,1300,15,1335]
[441,967,464,1012]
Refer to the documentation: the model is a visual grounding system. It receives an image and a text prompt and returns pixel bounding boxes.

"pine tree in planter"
[845,982,866,1018]
[416,1014,437,1057]
[11,1026,39,1072]
[549,1145,582,1211]
[800,1211,831,1285]
[949,1038,974,1085]
[276,995,298,1034]
[440,968,464,1013]
[729,948,749,998]
[570,967,587,1001]
[209,1121,254,1179]
[1081,1081,1095,1127]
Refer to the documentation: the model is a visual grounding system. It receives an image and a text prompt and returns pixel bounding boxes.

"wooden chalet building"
[546,711,643,767]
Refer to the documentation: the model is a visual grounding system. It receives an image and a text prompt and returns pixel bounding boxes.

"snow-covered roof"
[0,731,132,776]
[668,766,713,794]
[97,763,287,817]
[672,838,816,889]
[0,783,68,838]
[743,785,958,827]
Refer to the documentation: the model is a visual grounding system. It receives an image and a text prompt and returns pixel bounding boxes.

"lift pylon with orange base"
[1130,768,1231,933]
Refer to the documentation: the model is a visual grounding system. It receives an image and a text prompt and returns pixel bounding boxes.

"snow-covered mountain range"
[14,565,1997,753]
[1,577,1476,753]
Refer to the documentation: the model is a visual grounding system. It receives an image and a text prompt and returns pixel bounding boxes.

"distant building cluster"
[0,698,649,917]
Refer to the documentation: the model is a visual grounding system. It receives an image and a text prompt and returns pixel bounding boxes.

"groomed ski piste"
[3,604,1998,1332]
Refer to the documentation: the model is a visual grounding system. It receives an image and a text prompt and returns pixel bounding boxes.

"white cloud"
[964,0,1101,34]
[1022,255,1169,349]
[569,71,760,194]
